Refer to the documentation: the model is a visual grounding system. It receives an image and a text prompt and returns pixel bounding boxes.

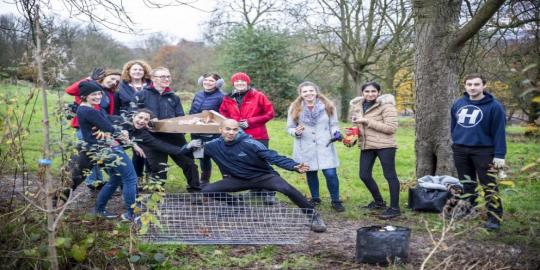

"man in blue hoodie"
[200,119,327,233]
[451,73,506,230]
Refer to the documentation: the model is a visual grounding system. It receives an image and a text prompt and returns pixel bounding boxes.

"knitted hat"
[230,72,251,85]
[79,80,102,97]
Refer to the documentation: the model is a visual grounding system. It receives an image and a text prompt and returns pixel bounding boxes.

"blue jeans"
[95,147,138,216]
[306,168,340,202]
[76,129,104,186]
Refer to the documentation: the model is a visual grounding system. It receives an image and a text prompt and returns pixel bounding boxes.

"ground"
[1,174,538,269]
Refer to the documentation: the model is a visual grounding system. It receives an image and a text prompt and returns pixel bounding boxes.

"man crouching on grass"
[200,119,327,233]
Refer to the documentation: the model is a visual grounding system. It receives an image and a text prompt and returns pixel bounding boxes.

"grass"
[1,83,540,268]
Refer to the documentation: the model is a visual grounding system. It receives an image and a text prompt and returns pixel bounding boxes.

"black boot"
[484,213,501,230]
[379,207,401,219]
[200,170,211,186]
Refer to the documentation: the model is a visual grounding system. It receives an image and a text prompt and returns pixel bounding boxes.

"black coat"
[132,86,185,119]
[114,80,151,116]
[132,85,186,146]
[131,128,189,156]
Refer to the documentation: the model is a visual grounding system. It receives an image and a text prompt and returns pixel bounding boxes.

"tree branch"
[450,0,506,50]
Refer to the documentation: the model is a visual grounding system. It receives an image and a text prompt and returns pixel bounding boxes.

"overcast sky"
[0,0,214,47]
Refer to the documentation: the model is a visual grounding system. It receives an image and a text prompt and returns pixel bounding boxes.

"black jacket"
[131,128,189,156]
[114,80,150,116]
[132,85,185,119]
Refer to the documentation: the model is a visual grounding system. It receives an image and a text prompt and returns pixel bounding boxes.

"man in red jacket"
[219,72,276,204]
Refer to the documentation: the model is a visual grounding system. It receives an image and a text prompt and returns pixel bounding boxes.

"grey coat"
[287,105,340,171]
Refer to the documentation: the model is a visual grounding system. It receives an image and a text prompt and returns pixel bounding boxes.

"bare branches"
[9,0,202,34]
[451,0,506,50]
[204,0,286,36]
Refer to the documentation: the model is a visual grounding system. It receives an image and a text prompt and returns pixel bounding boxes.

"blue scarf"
[300,99,325,126]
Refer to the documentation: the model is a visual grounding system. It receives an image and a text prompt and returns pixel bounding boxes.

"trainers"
[310,212,327,233]
[362,200,386,210]
[121,212,141,224]
[120,212,134,222]
[94,209,117,219]
[263,194,276,205]
[331,201,345,212]
[379,207,401,219]
[484,215,501,231]
[309,198,322,207]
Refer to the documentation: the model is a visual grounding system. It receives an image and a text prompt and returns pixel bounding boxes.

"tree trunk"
[340,66,352,122]
[412,0,461,177]
[34,9,59,270]
[412,0,505,177]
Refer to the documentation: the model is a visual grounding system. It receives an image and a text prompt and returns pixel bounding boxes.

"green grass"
[2,83,540,268]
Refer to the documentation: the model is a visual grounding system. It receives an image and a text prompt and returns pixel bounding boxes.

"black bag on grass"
[355,225,411,265]
[408,187,450,213]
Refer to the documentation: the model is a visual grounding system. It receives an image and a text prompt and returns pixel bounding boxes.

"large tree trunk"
[412,0,505,177]
[413,1,461,177]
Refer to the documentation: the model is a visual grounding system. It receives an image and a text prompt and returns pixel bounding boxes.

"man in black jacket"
[131,68,201,191]
[130,109,202,191]
[201,119,327,233]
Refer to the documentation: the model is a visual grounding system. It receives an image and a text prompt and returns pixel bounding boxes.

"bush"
[524,124,540,137]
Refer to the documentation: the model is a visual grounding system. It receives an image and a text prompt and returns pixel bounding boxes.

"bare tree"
[412,0,505,177]
[204,0,290,42]
[292,0,413,120]
[11,0,197,34]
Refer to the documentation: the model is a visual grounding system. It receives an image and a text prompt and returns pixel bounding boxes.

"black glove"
[90,67,105,81]
[68,102,79,113]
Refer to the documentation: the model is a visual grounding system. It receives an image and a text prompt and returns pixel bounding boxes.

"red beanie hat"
[230,72,251,85]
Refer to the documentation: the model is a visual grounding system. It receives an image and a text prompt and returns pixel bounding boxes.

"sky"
[0,0,214,47]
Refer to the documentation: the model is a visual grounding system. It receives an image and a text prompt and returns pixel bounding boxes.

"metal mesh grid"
[138,192,313,245]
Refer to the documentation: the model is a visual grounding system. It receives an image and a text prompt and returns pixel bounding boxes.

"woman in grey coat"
[287,81,344,212]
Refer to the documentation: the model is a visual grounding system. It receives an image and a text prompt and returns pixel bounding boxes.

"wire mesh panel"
[138,192,313,245]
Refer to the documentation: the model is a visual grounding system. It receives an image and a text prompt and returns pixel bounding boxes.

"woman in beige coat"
[349,82,400,219]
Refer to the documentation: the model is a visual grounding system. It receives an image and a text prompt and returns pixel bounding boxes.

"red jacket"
[219,89,274,140]
[65,78,116,128]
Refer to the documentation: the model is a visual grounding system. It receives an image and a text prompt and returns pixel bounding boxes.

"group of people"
[62,60,506,232]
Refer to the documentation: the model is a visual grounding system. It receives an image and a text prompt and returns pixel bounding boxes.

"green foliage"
[218,27,297,116]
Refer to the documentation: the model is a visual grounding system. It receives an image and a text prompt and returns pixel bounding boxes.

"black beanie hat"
[79,80,102,97]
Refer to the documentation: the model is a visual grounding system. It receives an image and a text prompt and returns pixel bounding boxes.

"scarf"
[363,100,375,112]
[300,99,325,126]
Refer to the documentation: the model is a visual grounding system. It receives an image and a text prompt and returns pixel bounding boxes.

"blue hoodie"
[450,92,506,158]
[204,132,299,179]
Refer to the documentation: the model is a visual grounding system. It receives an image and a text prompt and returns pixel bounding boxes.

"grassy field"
[1,83,540,268]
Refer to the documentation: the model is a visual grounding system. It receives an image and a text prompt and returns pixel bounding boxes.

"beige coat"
[349,94,398,150]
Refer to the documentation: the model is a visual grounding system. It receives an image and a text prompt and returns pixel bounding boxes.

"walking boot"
[310,212,327,233]
[200,170,211,187]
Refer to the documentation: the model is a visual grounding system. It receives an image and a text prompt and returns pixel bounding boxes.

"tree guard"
[139,192,314,245]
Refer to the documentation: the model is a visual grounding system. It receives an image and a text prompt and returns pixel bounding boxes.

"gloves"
[493,158,505,169]
[239,120,249,129]
[326,131,343,147]
[332,131,343,141]
[90,67,105,81]
[186,139,202,149]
